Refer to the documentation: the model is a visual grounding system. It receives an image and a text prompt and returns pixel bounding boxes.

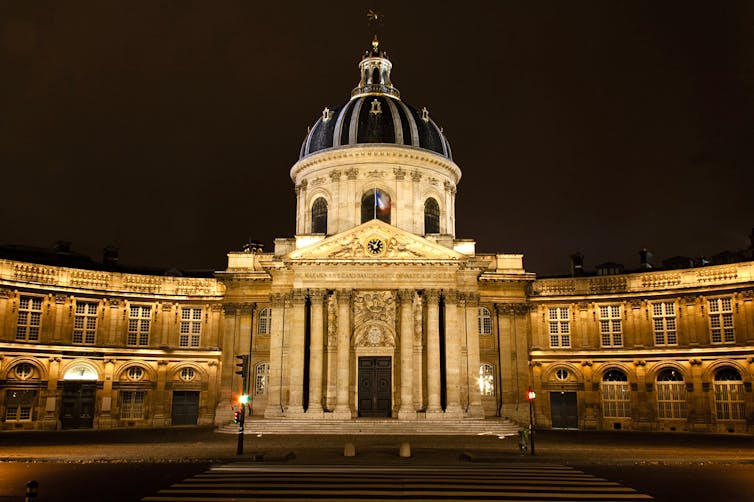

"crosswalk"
[142,463,652,501]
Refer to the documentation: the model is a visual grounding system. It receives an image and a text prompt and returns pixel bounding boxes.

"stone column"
[42,356,61,429]
[443,290,463,417]
[153,360,169,426]
[464,293,484,418]
[333,289,352,418]
[99,358,115,429]
[264,293,286,418]
[307,289,326,417]
[398,289,416,420]
[425,289,443,417]
[286,290,306,415]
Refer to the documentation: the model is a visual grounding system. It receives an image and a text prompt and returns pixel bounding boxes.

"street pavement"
[1,426,753,501]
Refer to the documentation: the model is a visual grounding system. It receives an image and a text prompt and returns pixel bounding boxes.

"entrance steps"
[217,417,521,436]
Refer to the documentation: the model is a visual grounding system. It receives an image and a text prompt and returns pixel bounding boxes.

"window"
[548,307,571,348]
[477,307,492,335]
[4,390,36,422]
[311,197,328,234]
[555,368,570,382]
[478,363,495,396]
[73,301,98,345]
[598,305,622,347]
[652,302,677,346]
[179,308,202,347]
[361,189,391,224]
[127,305,151,346]
[258,308,272,335]
[714,368,745,420]
[656,369,687,419]
[180,367,196,382]
[708,297,735,344]
[120,391,145,419]
[14,363,33,380]
[254,362,269,396]
[601,370,630,418]
[424,198,440,234]
[127,366,144,381]
[16,296,42,341]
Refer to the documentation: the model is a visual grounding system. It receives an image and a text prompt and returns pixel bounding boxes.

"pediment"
[286,220,465,261]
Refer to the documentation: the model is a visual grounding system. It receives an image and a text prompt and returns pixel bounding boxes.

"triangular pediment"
[286,220,465,261]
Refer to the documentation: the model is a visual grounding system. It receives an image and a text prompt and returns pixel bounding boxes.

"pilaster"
[443,290,463,417]
[425,289,442,417]
[264,293,286,418]
[464,293,484,418]
[398,289,416,420]
[307,289,326,417]
[333,289,353,418]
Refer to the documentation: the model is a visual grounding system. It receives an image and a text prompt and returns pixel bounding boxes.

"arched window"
[479,363,495,396]
[361,189,391,224]
[478,307,492,335]
[311,197,328,234]
[656,368,687,419]
[257,308,272,335]
[601,369,630,418]
[424,198,440,234]
[714,367,745,420]
[255,362,270,396]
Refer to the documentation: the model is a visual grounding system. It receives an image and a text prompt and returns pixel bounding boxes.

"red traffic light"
[233,410,240,424]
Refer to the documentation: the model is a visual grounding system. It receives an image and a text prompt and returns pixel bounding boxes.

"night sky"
[2,1,753,276]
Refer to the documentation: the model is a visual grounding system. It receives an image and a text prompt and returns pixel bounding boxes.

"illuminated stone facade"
[1,39,752,433]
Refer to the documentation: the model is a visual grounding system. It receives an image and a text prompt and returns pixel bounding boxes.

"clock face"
[366,237,385,256]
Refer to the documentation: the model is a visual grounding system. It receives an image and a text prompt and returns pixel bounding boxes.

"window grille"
[128,305,151,346]
[708,297,735,344]
[652,302,677,346]
[258,308,272,335]
[714,368,745,420]
[16,296,42,341]
[601,370,630,417]
[548,307,571,348]
[477,307,492,335]
[179,308,202,347]
[598,305,622,347]
[656,369,687,419]
[73,301,98,345]
[120,391,145,419]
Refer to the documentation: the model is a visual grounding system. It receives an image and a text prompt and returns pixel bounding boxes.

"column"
[444,290,463,417]
[333,289,352,418]
[307,289,326,417]
[264,293,286,418]
[425,289,442,417]
[286,290,306,415]
[398,289,416,420]
[153,360,169,426]
[99,358,115,429]
[42,356,61,429]
[464,293,484,418]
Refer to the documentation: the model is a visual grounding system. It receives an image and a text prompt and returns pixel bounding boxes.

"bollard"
[399,441,411,458]
[343,441,356,457]
[25,480,39,502]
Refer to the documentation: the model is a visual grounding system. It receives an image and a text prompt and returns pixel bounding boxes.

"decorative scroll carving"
[410,170,422,182]
[0,288,10,299]
[393,167,406,180]
[345,167,359,180]
[329,169,341,181]
[327,293,337,347]
[413,294,423,343]
[496,303,531,316]
[354,325,395,348]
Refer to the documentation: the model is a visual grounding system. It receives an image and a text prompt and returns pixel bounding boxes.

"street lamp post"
[235,355,249,455]
[527,387,536,455]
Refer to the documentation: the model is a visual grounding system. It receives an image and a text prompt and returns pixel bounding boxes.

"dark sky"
[2,1,753,276]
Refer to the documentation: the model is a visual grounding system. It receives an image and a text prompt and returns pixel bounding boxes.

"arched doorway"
[61,363,98,429]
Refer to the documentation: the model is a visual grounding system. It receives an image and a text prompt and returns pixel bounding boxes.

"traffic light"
[232,410,240,424]
[239,394,249,405]
[527,387,536,401]
[235,355,249,380]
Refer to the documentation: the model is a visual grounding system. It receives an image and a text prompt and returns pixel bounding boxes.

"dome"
[299,37,452,160]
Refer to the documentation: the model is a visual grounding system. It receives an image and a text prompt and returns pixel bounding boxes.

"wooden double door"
[60,381,96,429]
[358,357,392,417]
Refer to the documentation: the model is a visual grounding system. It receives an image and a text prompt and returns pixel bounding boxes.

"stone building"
[1,38,752,433]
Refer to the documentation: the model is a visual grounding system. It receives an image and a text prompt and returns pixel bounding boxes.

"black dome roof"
[300,95,452,160]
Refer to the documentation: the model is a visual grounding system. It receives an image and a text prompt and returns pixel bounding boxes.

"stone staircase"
[217,417,521,437]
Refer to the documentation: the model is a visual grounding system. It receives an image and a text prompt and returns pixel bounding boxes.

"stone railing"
[0,259,224,298]
[532,261,753,296]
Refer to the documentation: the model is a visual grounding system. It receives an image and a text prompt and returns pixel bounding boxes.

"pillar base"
[466,404,485,419]
[332,407,353,419]
[425,409,444,419]
[305,408,324,419]
[264,407,285,419]
[286,405,305,417]
[444,404,464,418]
[398,409,417,420]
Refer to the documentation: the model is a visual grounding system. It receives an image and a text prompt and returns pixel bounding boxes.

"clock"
[366,237,386,256]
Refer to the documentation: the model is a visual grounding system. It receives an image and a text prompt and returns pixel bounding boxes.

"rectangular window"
[601,382,631,418]
[179,307,202,347]
[127,305,151,346]
[652,301,677,346]
[73,301,98,345]
[120,390,146,419]
[598,305,622,347]
[656,381,687,419]
[708,297,735,344]
[4,389,36,422]
[714,381,746,420]
[16,296,43,341]
[548,307,571,348]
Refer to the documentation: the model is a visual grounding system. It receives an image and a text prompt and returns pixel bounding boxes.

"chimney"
[570,252,584,277]
[103,246,119,267]
[639,248,653,270]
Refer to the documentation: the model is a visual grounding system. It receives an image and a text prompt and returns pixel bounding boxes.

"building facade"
[1,38,752,433]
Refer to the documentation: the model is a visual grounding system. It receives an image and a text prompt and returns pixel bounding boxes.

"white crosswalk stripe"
[143,463,652,501]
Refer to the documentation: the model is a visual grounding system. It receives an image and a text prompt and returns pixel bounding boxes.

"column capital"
[398,289,415,304]
[292,289,307,304]
[270,292,287,307]
[496,302,532,316]
[424,289,440,303]
[442,289,458,304]
[335,289,353,304]
[308,288,328,302]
